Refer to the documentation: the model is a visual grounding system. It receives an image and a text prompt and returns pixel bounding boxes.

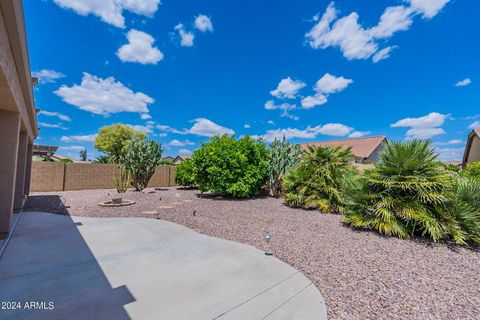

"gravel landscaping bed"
[25,188,480,319]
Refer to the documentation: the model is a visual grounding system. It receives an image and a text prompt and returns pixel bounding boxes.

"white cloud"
[39,122,68,130]
[169,139,194,147]
[306,1,449,61]
[156,124,186,135]
[175,24,194,47]
[301,94,327,109]
[52,0,161,28]
[55,73,154,115]
[406,0,451,19]
[455,78,472,87]
[315,73,353,94]
[244,124,251,129]
[38,111,71,122]
[31,69,65,84]
[369,6,413,39]
[258,122,354,142]
[264,100,298,120]
[61,134,97,143]
[187,118,235,137]
[316,123,353,136]
[270,77,306,99]
[406,127,445,139]
[432,139,463,146]
[195,14,213,32]
[469,121,480,129]
[117,29,163,65]
[435,147,464,161]
[391,112,448,129]
[348,131,371,138]
[372,46,397,63]
[178,149,193,156]
[128,124,153,134]
[301,73,352,109]
[267,120,275,125]
[141,113,152,120]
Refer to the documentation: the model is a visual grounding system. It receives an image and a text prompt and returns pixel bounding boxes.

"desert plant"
[192,135,269,198]
[282,145,354,213]
[175,158,196,187]
[344,140,471,243]
[93,154,112,163]
[114,165,131,193]
[123,139,163,191]
[268,137,302,197]
[462,161,480,179]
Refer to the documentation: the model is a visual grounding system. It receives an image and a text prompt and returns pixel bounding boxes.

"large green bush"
[175,158,196,188]
[123,139,163,191]
[192,135,269,198]
[462,161,480,179]
[344,140,480,245]
[268,137,302,197]
[282,145,354,213]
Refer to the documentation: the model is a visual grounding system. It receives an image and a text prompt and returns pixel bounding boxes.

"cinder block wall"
[31,163,177,192]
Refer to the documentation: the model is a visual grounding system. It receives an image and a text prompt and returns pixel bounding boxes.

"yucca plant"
[344,140,480,244]
[268,137,302,197]
[123,139,163,191]
[283,145,354,213]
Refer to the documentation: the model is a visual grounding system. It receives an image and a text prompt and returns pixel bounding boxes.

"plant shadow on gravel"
[195,191,270,201]
[344,221,480,253]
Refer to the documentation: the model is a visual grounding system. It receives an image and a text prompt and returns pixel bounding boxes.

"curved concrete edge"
[0,212,328,320]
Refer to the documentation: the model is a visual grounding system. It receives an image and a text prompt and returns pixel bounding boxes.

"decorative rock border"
[98,200,136,207]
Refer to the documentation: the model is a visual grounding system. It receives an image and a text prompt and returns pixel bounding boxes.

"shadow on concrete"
[0,195,134,319]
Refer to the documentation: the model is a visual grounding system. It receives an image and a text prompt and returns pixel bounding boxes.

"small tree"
[268,137,302,197]
[94,124,147,163]
[175,158,196,187]
[123,139,163,191]
[193,135,269,198]
[79,148,87,161]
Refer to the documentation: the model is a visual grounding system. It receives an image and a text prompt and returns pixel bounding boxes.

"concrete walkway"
[0,212,327,320]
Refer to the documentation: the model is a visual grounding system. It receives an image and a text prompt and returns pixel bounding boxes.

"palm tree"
[344,140,470,242]
[283,145,354,213]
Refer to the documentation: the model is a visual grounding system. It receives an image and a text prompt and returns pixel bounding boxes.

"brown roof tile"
[300,136,386,159]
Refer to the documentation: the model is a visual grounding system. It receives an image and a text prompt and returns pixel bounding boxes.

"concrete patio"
[0,211,327,319]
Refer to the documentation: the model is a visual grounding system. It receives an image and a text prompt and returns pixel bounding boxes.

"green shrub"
[175,158,196,187]
[268,137,302,197]
[94,123,147,163]
[192,135,269,198]
[93,154,112,164]
[344,140,480,244]
[282,145,354,213]
[462,161,480,179]
[124,139,163,191]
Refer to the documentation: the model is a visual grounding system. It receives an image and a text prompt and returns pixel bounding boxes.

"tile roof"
[300,136,387,159]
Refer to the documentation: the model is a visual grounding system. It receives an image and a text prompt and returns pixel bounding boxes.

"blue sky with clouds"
[25,0,478,160]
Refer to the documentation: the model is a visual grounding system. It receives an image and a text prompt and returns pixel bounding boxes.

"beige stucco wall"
[30,163,177,192]
[466,135,480,163]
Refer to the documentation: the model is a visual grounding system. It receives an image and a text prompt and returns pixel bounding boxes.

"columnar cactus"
[123,139,163,191]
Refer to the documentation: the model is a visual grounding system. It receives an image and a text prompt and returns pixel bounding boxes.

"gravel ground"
[25,188,480,320]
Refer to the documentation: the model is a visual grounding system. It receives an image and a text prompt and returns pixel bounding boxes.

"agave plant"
[344,140,480,244]
[283,145,354,213]
[268,137,302,197]
[123,139,163,191]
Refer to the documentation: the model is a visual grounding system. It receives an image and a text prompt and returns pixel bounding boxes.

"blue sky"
[25,0,478,160]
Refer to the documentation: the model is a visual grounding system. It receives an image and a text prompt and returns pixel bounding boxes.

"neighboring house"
[162,156,174,164]
[463,128,480,165]
[0,0,38,239]
[172,155,191,165]
[300,136,387,165]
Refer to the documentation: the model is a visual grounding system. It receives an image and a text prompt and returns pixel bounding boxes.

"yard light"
[193,210,196,217]
[263,230,273,256]
[159,197,162,201]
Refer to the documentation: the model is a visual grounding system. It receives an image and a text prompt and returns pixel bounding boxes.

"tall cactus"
[123,139,163,191]
[268,137,302,197]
